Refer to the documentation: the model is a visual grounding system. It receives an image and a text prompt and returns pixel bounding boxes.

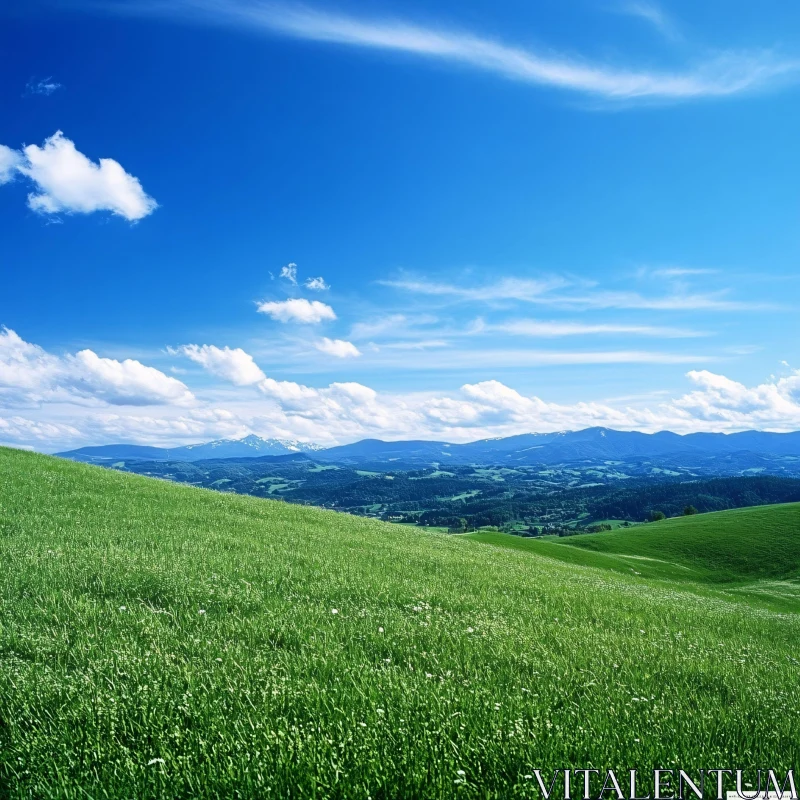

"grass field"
[564,504,800,582]
[1,448,799,797]
[467,504,800,611]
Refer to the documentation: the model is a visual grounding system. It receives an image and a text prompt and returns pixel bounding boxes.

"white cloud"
[385,275,770,311]
[489,319,706,338]
[84,407,246,446]
[618,2,681,41]
[379,340,450,350]
[252,368,800,439]
[0,415,81,446]
[25,77,62,96]
[67,350,194,405]
[0,131,157,221]
[5,358,800,451]
[122,1,800,102]
[0,145,22,184]
[257,298,337,323]
[0,328,193,407]
[381,277,568,303]
[671,369,800,427]
[314,338,362,358]
[280,262,298,284]
[560,290,768,311]
[175,344,267,385]
[649,267,718,278]
[350,314,409,340]
[305,276,329,290]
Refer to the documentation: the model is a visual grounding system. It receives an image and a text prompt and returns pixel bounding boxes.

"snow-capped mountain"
[177,434,325,459]
[57,435,325,463]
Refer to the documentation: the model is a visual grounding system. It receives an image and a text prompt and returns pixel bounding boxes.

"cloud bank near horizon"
[1,328,799,452]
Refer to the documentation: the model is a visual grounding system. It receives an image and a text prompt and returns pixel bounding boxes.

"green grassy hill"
[1,448,799,797]
[564,503,800,581]
[468,504,800,610]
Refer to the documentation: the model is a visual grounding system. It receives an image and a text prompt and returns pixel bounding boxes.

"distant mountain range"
[56,428,800,469]
[313,428,800,467]
[58,434,325,464]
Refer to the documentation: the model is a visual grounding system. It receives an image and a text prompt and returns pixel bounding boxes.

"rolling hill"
[1,447,799,797]
[562,503,800,581]
[468,503,800,606]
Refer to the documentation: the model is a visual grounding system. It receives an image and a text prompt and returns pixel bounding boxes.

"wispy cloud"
[481,318,708,338]
[648,266,719,278]
[279,262,298,284]
[93,0,800,102]
[377,339,450,351]
[382,275,772,312]
[360,348,717,370]
[379,277,569,303]
[305,276,329,291]
[24,76,63,97]
[555,290,767,312]
[617,1,682,42]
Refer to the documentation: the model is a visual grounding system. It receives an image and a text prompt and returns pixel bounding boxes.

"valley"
[58,428,800,534]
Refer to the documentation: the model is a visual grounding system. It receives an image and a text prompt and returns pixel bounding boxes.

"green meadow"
[1,448,799,798]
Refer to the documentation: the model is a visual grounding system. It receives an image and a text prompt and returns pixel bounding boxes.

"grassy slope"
[468,504,800,611]
[1,449,800,798]
[565,504,800,582]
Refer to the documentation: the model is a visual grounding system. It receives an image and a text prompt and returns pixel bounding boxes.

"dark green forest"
[101,455,800,535]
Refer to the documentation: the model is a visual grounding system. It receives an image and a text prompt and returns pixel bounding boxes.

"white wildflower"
[147,758,165,766]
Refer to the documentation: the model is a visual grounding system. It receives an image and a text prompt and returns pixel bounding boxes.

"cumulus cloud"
[0,131,157,221]
[314,338,361,358]
[0,415,81,447]
[305,276,329,290]
[5,361,800,451]
[257,298,337,323]
[670,369,800,428]
[84,407,247,445]
[0,145,22,184]
[176,343,267,385]
[280,262,298,284]
[0,328,193,407]
[67,350,194,405]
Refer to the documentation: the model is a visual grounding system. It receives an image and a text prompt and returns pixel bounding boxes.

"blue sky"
[2,0,800,449]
